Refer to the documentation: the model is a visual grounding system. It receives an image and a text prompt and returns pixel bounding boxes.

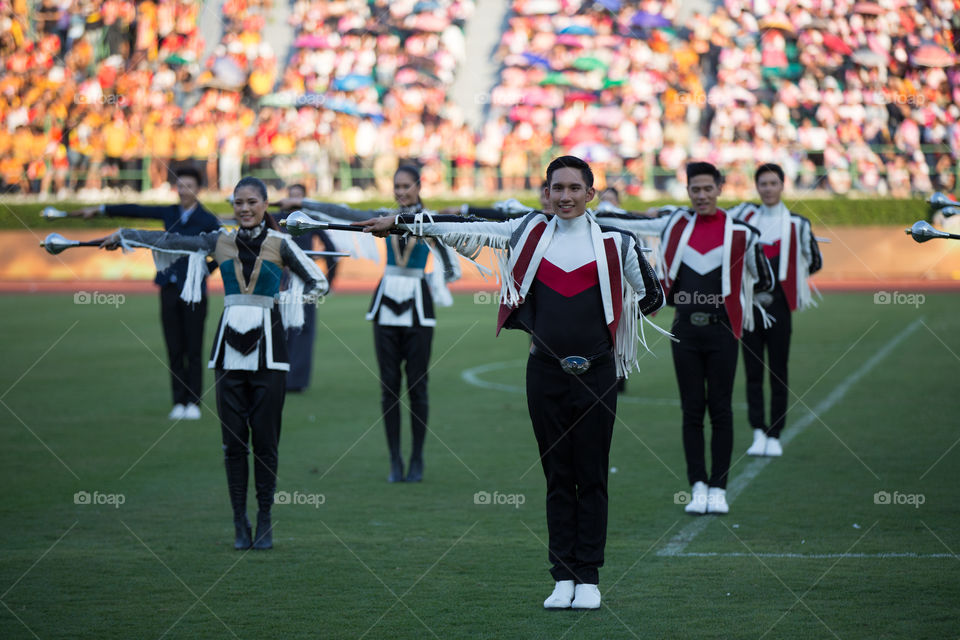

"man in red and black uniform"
[359,156,665,610]
[729,164,822,458]
[601,162,774,515]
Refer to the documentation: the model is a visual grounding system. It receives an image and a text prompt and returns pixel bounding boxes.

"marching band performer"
[66,166,221,421]
[276,165,461,483]
[101,176,328,551]
[358,156,665,611]
[595,162,774,516]
[728,164,823,458]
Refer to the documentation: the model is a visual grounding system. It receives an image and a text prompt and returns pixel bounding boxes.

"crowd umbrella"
[758,13,795,33]
[294,34,331,48]
[564,90,600,103]
[333,74,375,92]
[595,0,621,11]
[517,0,561,15]
[822,33,853,55]
[556,34,586,48]
[852,47,887,67]
[557,25,597,36]
[572,55,608,71]
[630,11,671,29]
[412,0,442,13]
[852,2,885,15]
[522,51,552,68]
[569,142,614,162]
[540,71,573,86]
[910,43,956,68]
[561,123,603,147]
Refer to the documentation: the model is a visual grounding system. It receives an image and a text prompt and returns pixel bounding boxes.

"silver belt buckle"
[559,356,591,375]
[689,312,711,327]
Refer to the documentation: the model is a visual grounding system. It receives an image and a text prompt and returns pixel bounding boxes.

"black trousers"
[216,368,287,516]
[741,290,792,438]
[285,302,316,391]
[159,284,207,406]
[373,323,433,462]
[671,315,739,489]
[527,355,617,585]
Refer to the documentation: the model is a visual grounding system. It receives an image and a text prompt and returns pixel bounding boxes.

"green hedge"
[0,196,930,230]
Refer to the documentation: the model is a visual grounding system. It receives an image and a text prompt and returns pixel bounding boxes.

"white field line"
[657,317,925,557]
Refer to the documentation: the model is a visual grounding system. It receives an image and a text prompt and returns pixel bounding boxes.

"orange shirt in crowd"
[102,119,129,158]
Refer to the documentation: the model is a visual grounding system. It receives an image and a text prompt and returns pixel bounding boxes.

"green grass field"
[1,291,958,639]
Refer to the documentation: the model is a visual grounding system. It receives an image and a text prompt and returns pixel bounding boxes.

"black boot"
[253,510,272,550]
[388,456,405,483]
[406,456,423,483]
[234,516,252,550]
[253,458,276,550]
[225,455,251,550]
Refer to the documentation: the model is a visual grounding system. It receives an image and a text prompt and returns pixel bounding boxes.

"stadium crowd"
[0,0,958,198]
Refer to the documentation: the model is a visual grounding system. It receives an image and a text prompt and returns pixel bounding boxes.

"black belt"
[529,344,613,375]
[677,310,725,327]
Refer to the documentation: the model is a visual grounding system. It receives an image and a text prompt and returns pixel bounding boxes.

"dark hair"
[395,165,421,183]
[754,163,784,185]
[234,176,268,201]
[288,183,307,196]
[600,186,620,201]
[545,155,594,189]
[686,162,723,186]
[175,166,202,186]
[233,177,280,230]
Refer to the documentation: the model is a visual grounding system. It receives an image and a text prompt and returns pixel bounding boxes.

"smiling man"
[65,166,221,421]
[728,164,823,458]
[359,155,665,610]
[590,162,774,516]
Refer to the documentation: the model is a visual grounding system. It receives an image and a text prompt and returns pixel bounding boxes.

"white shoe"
[168,404,186,420]
[765,437,782,457]
[182,403,201,420]
[707,487,729,514]
[543,580,575,609]
[685,481,708,514]
[746,428,767,456]
[571,583,601,610]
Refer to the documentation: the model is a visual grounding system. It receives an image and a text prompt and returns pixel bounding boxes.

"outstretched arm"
[296,199,383,223]
[595,211,671,237]
[100,229,220,254]
[357,213,522,248]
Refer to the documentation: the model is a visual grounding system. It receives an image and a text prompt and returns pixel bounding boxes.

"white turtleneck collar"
[545,213,596,272]
[237,221,267,239]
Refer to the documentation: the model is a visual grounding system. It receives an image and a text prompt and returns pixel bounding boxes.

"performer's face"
[394,171,420,208]
[687,174,721,216]
[546,167,595,220]
[756,171,784,207]
[176,176,199,209]
[233,185,268,228]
